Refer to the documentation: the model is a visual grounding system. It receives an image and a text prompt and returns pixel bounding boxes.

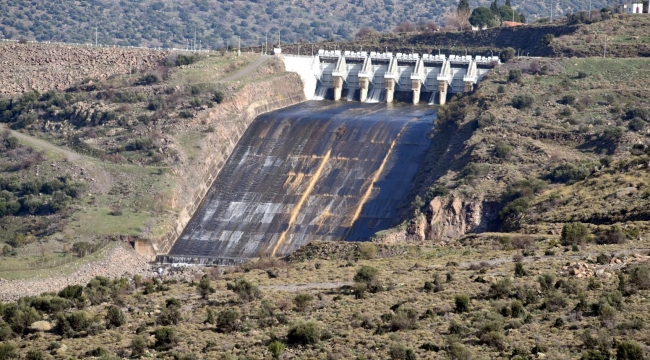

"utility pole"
[194,28,196,51]
[278,30,281,49]
[550,0,553,22]
[237,36,241,56]
[589,0,592,17]
[265,31,268,55]
[603,36,607,58]
[95,27,98,46]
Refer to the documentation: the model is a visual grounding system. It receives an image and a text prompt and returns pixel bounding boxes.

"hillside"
[0,0,610,48]
[1,240,649,359]
[0,45,304,280]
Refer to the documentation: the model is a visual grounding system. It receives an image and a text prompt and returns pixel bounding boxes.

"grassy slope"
[0,52,278,278]
[410,56,650,239]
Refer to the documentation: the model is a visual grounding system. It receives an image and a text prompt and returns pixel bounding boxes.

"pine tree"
[505,0,511,7]
[490,0,500,15]
[458,0,470,13]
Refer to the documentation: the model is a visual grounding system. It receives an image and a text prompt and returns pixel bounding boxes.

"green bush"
[226,279,262,303]
[511,300,525,318]
[389,342,417,360]
[213,91,225,104]
[293,293,313,312]
[354,265,379,284]
[538,273,555,292]
[105,305,126,329]
[426,185,449,200]
[508,69,523,84]
[561,94,576,105]
[130,335,147,357]
[357,243,378,260]
[454,295,470,313]
[268,340,285,359]
[436,102,466,127]
[499,198,529,220]
[25,350,44,360]
[512,95,534,109]
[135,74,159,86]
[550,163,591,184]
[153,327,178,350]
[287,320,321,345]
[390,307,418,331]
[514,263,527,277]
[615,341,645,360]
[58,285,83,299]
[541,33,554,46]
[501,47,516,62]
[216,308,240,333]
[561,222,590,246]
[488,278,512,299]
[0,343,18,359]
[494,143,513,159]
[595,226,626,245]
[197,276,215,300]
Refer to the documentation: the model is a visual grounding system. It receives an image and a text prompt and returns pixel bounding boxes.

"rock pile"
[0,244,155,302]
[0,43,169,96]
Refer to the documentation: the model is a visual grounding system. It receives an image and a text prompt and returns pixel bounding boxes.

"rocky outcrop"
[0,43,168,96]
[422,195,490,242]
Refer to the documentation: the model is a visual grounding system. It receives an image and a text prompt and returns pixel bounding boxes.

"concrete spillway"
[159,101,435,265]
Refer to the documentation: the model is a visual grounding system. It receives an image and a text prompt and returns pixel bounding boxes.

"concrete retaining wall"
[136,73,306,260]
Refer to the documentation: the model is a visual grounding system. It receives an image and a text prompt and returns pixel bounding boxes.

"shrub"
[512,95,534,109]
[389,342,417,360]
[213,91,225,104]
[494,143,513,159]
[390,308,418,331]
[436,102,466,127]
[616,341,645,360]
[0,343,18,359]
[501,47,515,62]
[561,222,590,245]
[550,163,591,184]
[157,298,181,326]
[130,335,147,357]
[216,308,240,333]
[480,331,507,350]
[153,327,178,350]
[488,278,512,299]
[354,266,379,285]
[226,279,262,303]
[293,293,313,312]
[357,243,378,259]
[426,185,449,200]
[514,263,527,277]
[135,74,159,86]
[624,107,650,121]
[58,285,83,299]
[25,350,44,360]
[268,340,285,359]
[197,275,215,299]
[543,292,568,312]
[541,33,554,46]
[454,295,470,313]
[508,69,523,84]
[499,198,529,220]
[511,300,525,317]
[287,320,321,345]
[595,226,626,245]
[538,273,555,292]
[601,127,624,142]
[54,311,99,338]
[105,305,126,329]
[447,341,473,360]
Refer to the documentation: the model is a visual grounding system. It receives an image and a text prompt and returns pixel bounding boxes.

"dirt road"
[220,55,271,82]
[1,124,82,161]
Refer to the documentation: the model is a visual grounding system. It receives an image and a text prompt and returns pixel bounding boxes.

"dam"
[285,50,499,104]
[158,102,436,265]
[156,51,495,265]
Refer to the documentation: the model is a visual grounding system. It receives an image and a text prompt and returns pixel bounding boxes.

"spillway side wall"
[138,73,306,260]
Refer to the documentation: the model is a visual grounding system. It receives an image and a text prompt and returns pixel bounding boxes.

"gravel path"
[1,124,82,161]
[220,55,271,82]
[0,244,154,302]
[261,282,352,292]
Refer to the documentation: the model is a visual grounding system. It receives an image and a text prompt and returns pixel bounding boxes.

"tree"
[455,295,470,313]
[490,0,500,15]
[470,7,496,28]
[505,0,511,6]
[561,222,590,246]
[446,8,472,31]
[457,0,470,13]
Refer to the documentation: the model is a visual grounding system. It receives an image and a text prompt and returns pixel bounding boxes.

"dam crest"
[284,50,499,105]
